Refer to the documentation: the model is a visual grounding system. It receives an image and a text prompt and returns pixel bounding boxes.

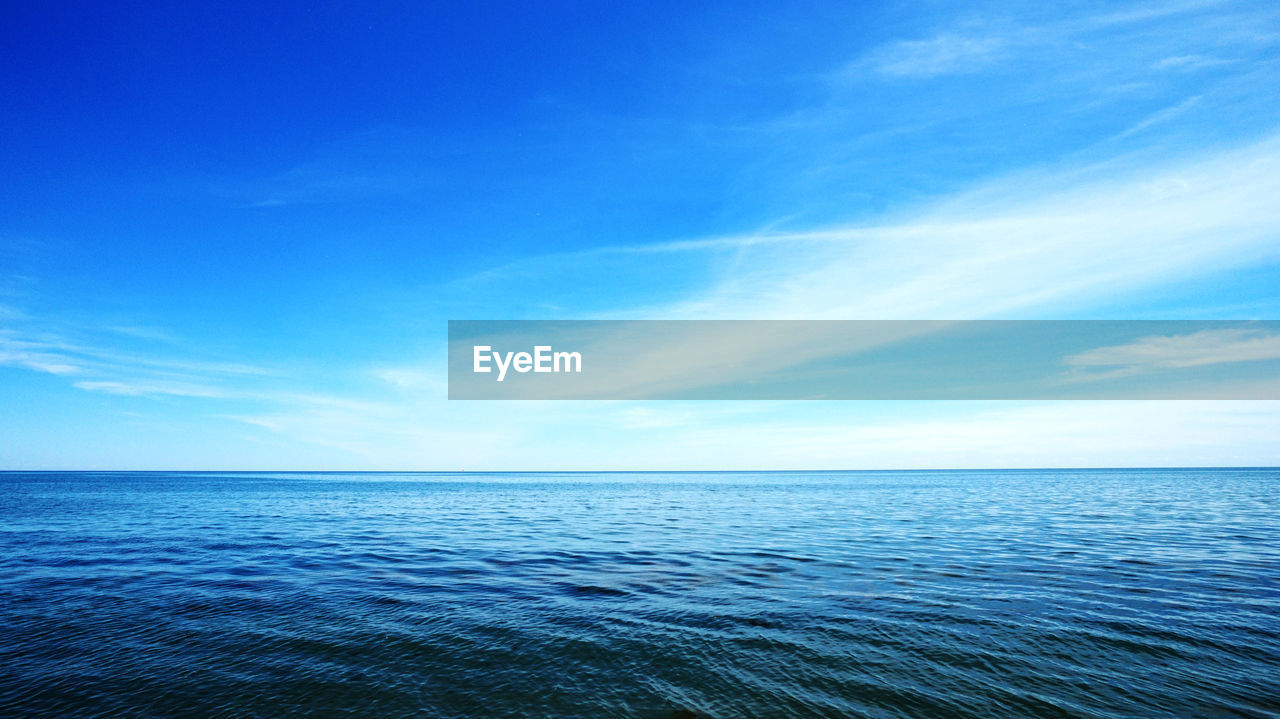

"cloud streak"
[1064,328,1280,382]
[458,132,1280,322]
[0,323,272,400]
[861,34,1007,78]
[675,136,1280,319]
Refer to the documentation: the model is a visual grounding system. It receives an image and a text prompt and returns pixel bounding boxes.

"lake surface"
[1,470,1277,717]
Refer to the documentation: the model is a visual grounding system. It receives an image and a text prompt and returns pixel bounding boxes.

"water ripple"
[1,469,1278,717]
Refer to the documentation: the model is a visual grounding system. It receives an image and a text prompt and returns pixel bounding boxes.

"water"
[1,470,1277,718]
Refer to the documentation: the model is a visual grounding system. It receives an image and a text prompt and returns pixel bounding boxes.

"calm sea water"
[1,470,1277,718]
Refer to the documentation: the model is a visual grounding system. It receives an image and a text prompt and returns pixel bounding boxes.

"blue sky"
[2,0,1280,469]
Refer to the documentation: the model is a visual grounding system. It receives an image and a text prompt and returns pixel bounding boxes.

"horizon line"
[2,465,1277,474]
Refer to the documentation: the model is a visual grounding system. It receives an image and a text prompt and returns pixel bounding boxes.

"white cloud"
[861,34,1006,78]
[633,134,1280,320]
[1110,95,1203,140]
[73,380,230,398]
[1065,328,1280,381]
[0,334,81,375]
[0,351,79,375]
[425,133,1273,323]
[1153,54,1232,71]
[373,367,447,393]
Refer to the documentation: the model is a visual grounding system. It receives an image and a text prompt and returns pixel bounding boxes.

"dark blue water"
[1,470,1277,718]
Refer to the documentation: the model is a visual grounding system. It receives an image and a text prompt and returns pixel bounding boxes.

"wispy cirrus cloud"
[1110,95,1204,140]
[860,34,1007,78]
[372,367,447,393]
[838,0,1274,104]
[1065,328,1280,381]
[72,380,230,398]
[1153,54,1233,71]
[454,132,1280,322]
[222,128,444,208]
[0,340,81,375]
[0,320,272,401]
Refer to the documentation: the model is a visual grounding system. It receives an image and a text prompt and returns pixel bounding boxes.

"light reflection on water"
[1,469,1277,717]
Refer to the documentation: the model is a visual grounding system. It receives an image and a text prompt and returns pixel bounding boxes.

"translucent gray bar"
[448,320,1280,399]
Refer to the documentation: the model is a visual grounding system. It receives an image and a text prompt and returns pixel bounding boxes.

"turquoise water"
[1,470,1277,717]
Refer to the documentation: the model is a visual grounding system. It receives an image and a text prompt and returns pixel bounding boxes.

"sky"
[2,0,1280,470]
